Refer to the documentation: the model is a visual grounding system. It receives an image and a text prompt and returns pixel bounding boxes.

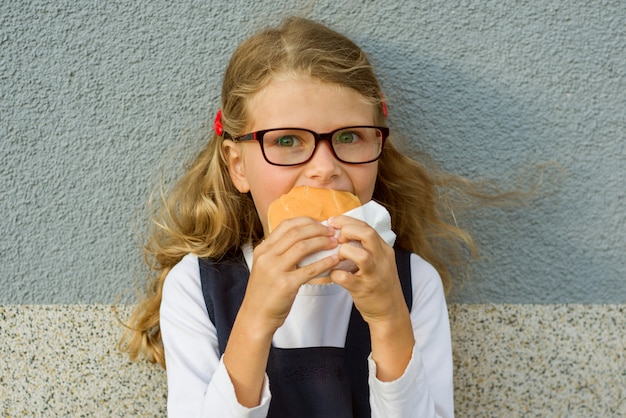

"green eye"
[336,131,357,144]
[277,135,296,147]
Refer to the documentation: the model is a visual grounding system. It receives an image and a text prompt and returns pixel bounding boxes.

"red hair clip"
[213,109,224,136]
[380,92,389,119]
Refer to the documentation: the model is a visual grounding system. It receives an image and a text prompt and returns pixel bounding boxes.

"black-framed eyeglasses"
[223,126,389,166]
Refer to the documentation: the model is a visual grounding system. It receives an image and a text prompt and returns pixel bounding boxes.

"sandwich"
[267,186,363,273]
[267,186,361,232]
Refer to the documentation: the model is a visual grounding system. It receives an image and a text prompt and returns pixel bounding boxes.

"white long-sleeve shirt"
[160,243,454,417]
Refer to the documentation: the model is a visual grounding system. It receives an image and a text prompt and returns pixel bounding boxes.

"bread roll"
[267,186,361,232]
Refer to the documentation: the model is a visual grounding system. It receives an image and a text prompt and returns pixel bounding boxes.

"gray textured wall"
[2,0,624,304]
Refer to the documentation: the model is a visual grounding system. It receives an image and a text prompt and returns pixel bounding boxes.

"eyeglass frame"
[223,125,389,166]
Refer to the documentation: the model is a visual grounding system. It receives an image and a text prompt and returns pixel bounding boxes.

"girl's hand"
[328,215,406,324]
[328,215,414,382]
[224,217,339,407]
[241,217,340,334]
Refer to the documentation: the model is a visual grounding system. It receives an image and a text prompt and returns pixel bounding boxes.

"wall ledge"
[1,304,624,416]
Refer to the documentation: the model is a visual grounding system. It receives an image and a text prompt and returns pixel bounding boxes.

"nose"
[304,140,341,180]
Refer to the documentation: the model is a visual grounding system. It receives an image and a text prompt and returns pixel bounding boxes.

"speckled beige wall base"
[1,304,624,417]
[449,305,625,417]
[1,305,166,417]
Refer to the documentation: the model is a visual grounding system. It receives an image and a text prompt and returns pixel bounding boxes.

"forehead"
[245,77,376,131]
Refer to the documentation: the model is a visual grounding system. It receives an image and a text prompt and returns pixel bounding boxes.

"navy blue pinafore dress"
[199,248,413,418]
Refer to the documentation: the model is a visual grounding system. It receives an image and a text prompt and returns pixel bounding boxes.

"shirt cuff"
[367,343,434,416]
[367,343,418,396]
[207,358,272,418]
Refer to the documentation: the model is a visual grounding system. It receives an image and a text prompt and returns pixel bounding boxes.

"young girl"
[121,17,476,417]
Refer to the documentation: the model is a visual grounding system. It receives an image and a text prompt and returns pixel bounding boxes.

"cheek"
[247,168,299,231]
[351,163,378,203]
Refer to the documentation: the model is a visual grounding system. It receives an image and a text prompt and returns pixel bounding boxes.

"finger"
[332,257,359,273]
[335,223,382,251]
[256,234,338,275]
[329,268,355,288]
[264,217,336,253]
[334,226,395,279]
[293,253,340,284]
[256,222,339,277]
[330,243,399,298]
[328,216,382,274]
[327,215,368,231]
[327,215,379,245]
[337,241,374,274]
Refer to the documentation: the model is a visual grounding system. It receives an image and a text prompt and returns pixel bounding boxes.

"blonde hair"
[120,17,515,367]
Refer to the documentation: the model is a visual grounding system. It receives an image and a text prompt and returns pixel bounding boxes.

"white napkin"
[298,200,396,277]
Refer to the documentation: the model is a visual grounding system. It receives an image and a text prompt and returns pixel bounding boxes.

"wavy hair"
[119,17,519,367]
